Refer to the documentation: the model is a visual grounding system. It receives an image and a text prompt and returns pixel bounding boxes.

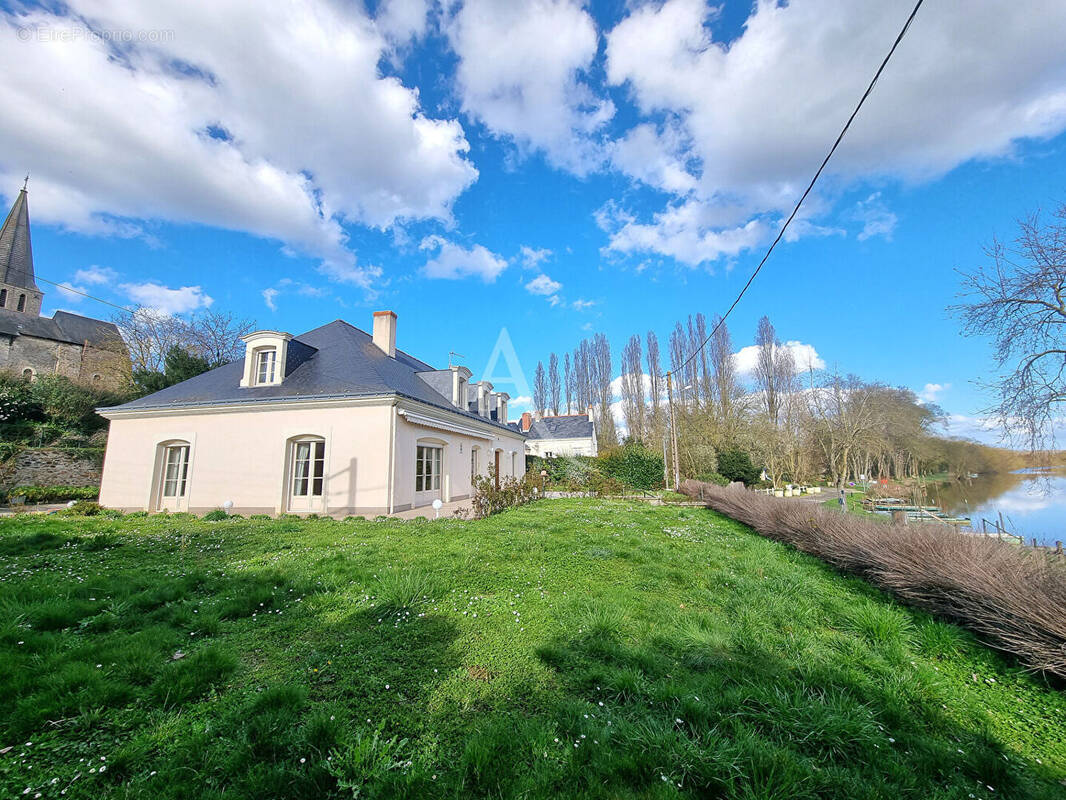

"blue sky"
[3,0,1066,443]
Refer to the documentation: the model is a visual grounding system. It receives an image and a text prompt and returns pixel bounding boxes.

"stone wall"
[0,334,129,391]
[5,447,104,488]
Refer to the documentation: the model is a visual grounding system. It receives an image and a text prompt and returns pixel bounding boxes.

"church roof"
[0,187,37,290]
[0,308,124,348]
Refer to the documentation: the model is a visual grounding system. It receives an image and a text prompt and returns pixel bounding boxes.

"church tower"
[0,180,44,317]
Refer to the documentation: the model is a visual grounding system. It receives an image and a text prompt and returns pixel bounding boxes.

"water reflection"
[923,469,1065,546]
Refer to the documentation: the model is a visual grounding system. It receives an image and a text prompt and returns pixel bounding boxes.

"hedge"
[7,485,100,504]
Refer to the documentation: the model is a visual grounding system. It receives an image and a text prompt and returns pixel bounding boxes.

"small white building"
[517,411,598,458]
[98,312,526,516]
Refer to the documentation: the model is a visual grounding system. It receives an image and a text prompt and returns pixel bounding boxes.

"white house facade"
[98,312,526,516]
[517,412,598,458]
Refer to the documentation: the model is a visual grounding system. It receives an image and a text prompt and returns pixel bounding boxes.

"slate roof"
[0,188,37,290]
[524,414,595,440]
[105,319,522,434]
[0,308,124,347]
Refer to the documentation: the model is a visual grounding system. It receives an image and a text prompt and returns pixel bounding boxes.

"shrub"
[202,509,229,521]
[8,485,99,503]
[596,442,664,491]
[680,479,1066,679]
[60,500,102,516]
[717,449,761,486]
[471,469,540,518]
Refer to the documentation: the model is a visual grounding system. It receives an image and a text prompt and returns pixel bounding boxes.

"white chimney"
[373,310,396,357]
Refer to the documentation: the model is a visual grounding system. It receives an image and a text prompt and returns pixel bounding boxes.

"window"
[21,368,33,381]
[91,373,101,384]
[470,447,478,480]
[0,289,6,307]
[416,445,442,492]
[256,349,277,384]
[511,452,517,477]
[17,294,25,312]
[161,444,190,497]
[456,376,466,408]
[291,440,325,497]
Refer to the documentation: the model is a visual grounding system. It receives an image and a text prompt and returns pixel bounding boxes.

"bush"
[680,479,1066,679]
[596,442,664,491]
[202,509,229,521]
[7,485,99,504]
[471,469,540,518]
[60,500,102,516]
[717,449,761,486]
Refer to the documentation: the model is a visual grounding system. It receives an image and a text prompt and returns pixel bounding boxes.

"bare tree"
[533,361,547,416]
[646,330,663,424]
[588,333,617,447]
[952,205,1066,449]
[548,353,561,416]
[708,316,740,434]
[620,334,646,441]
[564,352,573,414]
[114,308,190,373]
[190,309,257,365]
[754,316,782,426]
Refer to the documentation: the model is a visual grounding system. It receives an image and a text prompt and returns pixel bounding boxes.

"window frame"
[415,444,443,493]
[161,444,190,498]
[255,348,278,385]
[290,437,326,498]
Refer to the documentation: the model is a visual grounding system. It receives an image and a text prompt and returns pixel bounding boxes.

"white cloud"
[572,298,596,311]
[733,340,825,375]
[601,0,1066,265]
[121,282,213,315]
[445,0,613,173]
[0,1,477,288]
[54,283,87,303]
[519,245,552,269]
[854,193,897,241]
[376,0,430,48]
[261,287,279,312]
[919,382,950,403]
[524,273,562,296]
[422,238,508,282]
[73,265,117,285]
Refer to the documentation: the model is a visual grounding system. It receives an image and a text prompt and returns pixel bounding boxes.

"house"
[517,411,598,458]
[97,312,527,516]
[0,182,129,388]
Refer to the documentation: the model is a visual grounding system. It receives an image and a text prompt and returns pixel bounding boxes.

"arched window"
[21,368,33,382]
[91,373,102,384]
[159,441,191,499]
[255,347,277,384]
[17,294,25,312]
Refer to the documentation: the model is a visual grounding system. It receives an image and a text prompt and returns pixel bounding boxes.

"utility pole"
[661,424,670,490]
[666,371,680,490]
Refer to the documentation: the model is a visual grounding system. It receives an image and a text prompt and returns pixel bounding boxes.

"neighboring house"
[517,411,598,457]
[0,183,129,389]
[98,311,527,516]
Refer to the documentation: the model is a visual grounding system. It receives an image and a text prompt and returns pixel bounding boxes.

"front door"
[494,449,501,489]
[158,444,189,511]
[289,439,325,512]
[415,444,443,506]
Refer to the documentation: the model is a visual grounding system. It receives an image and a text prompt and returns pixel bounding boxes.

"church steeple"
[0,181,43,316]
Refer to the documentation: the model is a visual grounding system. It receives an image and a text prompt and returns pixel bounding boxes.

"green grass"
[0,501,1063,799]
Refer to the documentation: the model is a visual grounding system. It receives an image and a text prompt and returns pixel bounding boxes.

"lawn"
[1,500,1064,799]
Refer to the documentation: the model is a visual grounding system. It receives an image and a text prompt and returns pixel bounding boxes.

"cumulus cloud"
[919,382,950,403]
[73,265,118,285]
[261,287,279,312]
[572,298,596,311]
[599,0,1066,266]
[519,245,552,270]
[445,0,613,173]
[54,283,87,303]
[733,341,825,375]
[854,193,898,241]
[121,281,213,315]
[0,0,476,288]
[422,237,508,282]
[524,273,562,296]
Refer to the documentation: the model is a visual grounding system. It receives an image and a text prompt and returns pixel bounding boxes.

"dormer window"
[240,330,293,388]
[450,365,472,410]
[256,348,277,384]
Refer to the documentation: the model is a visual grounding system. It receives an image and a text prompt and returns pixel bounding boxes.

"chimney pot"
[521,411,532,432]
[372,310,397,357]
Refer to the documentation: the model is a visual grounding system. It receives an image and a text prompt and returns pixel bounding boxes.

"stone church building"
[0,183,129,389]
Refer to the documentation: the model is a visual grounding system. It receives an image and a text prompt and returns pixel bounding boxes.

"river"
[921,468,1066,547]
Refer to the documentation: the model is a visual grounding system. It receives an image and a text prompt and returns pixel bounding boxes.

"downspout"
[386,400,397,514]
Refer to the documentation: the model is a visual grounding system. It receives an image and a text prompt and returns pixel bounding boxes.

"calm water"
[923,469,1066,547]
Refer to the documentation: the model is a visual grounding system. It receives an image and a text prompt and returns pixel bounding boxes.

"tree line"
[532,314,1021,488]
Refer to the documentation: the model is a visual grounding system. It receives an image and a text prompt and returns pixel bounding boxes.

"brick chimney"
[520,411,533,432]
[372,310,396,357]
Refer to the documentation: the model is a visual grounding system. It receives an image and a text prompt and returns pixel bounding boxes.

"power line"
[667,0,925,379]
